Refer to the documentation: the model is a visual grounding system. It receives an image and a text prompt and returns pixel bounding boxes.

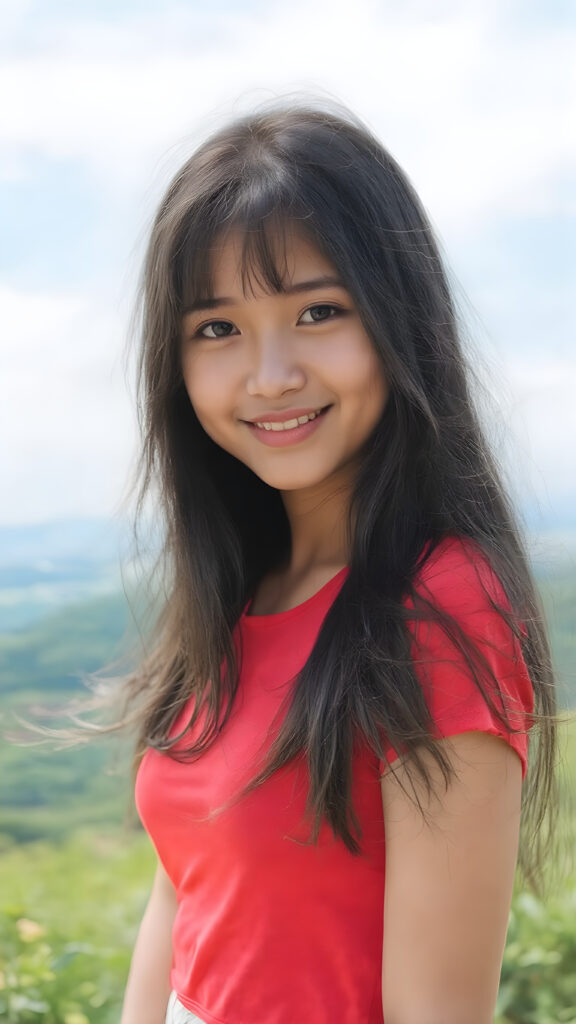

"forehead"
[208,224,337,299]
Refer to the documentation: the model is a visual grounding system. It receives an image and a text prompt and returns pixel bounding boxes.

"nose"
[245,329,306,398]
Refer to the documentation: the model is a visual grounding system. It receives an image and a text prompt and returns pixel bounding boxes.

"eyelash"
[193,303,344,340]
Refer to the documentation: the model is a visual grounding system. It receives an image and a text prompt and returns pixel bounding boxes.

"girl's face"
[180,226,389,496]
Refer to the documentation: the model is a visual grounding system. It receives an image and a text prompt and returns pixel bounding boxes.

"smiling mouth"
[247,405,332,430]
[243,404,333,444]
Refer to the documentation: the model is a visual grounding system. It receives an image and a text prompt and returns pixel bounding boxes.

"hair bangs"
[176,169,325,316]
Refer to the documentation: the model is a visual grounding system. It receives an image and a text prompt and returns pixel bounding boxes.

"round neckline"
[241,566,349,625]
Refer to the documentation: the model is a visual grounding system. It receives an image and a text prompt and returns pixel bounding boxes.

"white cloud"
[488,354,576,508]
[0,0,573,230]
[0,286,137,523]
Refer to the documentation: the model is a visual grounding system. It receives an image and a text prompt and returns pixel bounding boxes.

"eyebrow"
[182,275,347,316]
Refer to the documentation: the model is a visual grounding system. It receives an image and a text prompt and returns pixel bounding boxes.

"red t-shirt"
[135,537,534,1024]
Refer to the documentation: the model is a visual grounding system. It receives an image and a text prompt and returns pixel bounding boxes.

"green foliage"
[496,887,576,1023]
[0,830,155,1024]
[491,717,576,1023]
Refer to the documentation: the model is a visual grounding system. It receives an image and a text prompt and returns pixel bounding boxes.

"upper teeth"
[255,408,325,431]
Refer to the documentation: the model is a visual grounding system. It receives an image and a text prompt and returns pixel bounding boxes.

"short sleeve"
[378,538,535,781]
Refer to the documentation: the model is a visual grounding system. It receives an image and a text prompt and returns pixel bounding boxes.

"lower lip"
[244,406,332,447]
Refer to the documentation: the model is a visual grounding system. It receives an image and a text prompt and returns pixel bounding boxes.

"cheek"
[339,337,388,406]
[181,362,237,452]
[181,358,219,419]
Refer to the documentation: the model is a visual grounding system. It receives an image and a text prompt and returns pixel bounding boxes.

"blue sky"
[1,0,574,533]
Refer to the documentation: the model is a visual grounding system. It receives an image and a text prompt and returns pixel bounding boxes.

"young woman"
[108,99,559,1024]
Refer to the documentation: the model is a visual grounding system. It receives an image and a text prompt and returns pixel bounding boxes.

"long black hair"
[23,97,564,895]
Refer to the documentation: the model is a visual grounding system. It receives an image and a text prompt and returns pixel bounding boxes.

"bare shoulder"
[380,731,522,1024]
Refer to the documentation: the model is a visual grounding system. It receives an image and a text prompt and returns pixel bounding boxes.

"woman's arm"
[120,856,179,1024]
[380,730,523,1024]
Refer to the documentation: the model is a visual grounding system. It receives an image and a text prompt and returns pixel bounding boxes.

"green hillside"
[538,569,576,707]
[0,592,130,696]
[0,569,575,846]
[0,592,136,844]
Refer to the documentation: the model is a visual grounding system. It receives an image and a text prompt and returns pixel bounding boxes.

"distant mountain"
[0,518,128,632]
[0,517,125,566]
